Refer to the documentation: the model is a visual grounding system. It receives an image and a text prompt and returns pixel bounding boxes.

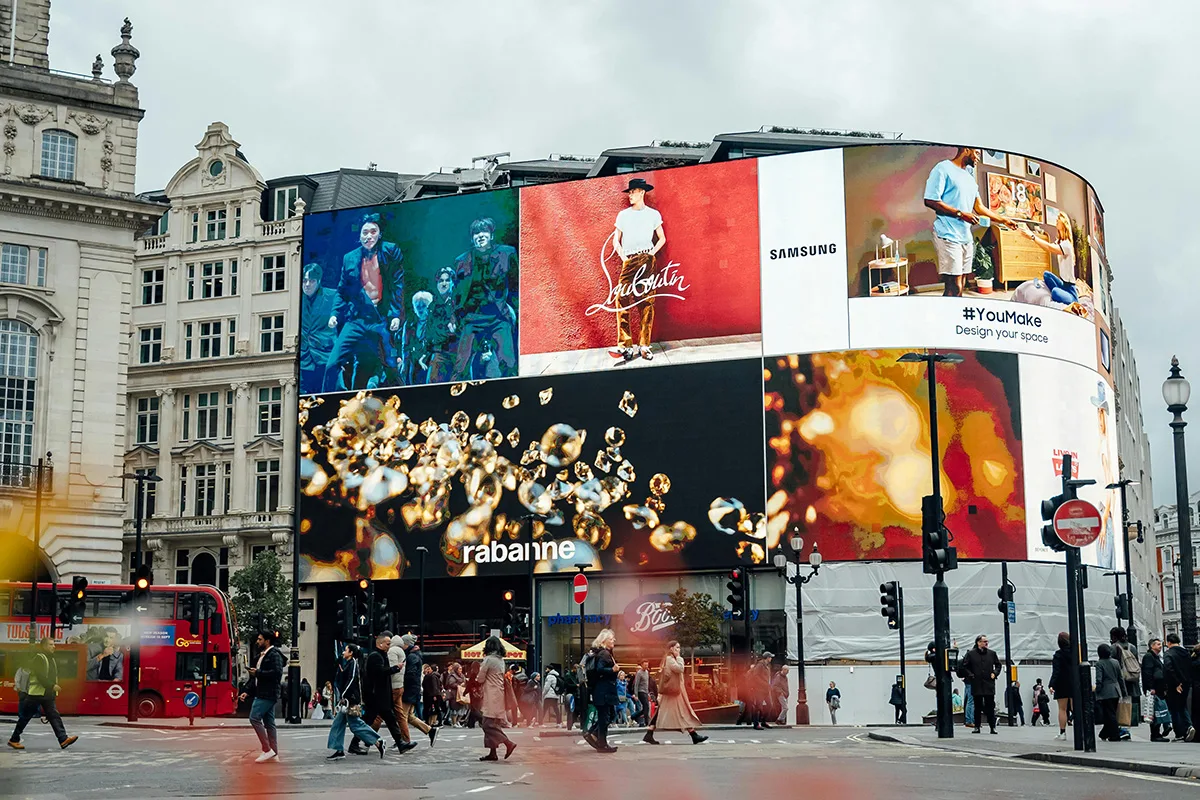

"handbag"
[1116,696,1132,727]
[924,673,937,690]
[1154,695,1171,725]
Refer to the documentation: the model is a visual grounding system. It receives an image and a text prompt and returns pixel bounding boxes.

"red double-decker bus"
[0,582,239,718]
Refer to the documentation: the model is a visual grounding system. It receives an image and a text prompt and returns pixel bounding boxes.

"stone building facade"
[0,5,161,584]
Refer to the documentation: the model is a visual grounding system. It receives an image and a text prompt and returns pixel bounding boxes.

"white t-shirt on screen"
[1056,236,1076,284]
[615,206,663,257]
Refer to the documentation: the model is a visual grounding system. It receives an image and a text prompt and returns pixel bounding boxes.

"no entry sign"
[573,573,589,605]
[1052,498,1102,548]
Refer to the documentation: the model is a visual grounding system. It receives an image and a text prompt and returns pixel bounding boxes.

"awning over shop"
[460,637,527,661]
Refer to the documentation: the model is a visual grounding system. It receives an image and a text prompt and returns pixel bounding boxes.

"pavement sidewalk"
[868,723,1200,779]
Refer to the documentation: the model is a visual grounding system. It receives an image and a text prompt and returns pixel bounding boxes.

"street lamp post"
[773,530,822,725]
[121,470,162,722]
[19,453,52,643]
[1163,357,1197,647]
[1106,477,1140,725]
[899,350,963,740]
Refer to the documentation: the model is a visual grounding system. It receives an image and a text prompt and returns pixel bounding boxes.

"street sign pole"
[1001,562,1014,726]
[573,567,589,665]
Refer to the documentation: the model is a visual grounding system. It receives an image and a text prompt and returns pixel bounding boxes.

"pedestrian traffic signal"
[502,590,516,636]
[1040,492,1068,552]
[921,495,958,574]
[59,576,88,626]
[1114,593,1130,621]
[337,596,355,641]
[133,564,152,600]
[727,568,747,620]
[880,581,900,629]
[997,581,1015,615]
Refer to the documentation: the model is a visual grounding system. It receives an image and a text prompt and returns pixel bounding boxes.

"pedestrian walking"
[584,629,619,752]
[326,644,385,760]
[771,665,790,725]
[300,678,313,719]
[826,681,841,724]
[1049,631,1077,741]
[541,665,562,726]
[1110,627,1142,722]
[357,633,410,754]
[1162,633,1192,741]
[444,662,466,726]
[1190,643,1200,742]
[643,640,708,745]
[465,663,484,729]
[7,638,77,751]
[399,634,438,745]
[1030,680,1050,726]
[477,637,516,761]
[387,634,408,738]
[960,634,1000,734]
[423,664,443,727]
[747,653,773,730]
[1141,638,1171,742]
[633,660,651,726]
[1094,643,1128,742]
[888,678,907,725]
[1005,680,1025,725]
[239,630,285,762]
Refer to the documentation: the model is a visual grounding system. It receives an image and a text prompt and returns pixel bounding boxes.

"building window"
[128,551,155,584]
[135,397,159,445]
[272,186,298,221]
[261,255,286,292]
[190,212,199,244]
[256,459,281,512]
[234,207,242,239]
[0,244,46,287]
[257,386,282,435]
[195,392,219,440]
[184,319,235,360]
[40,130,77,180]
[140,267,164,305]
[1165,581,1176,613]
[178,464,187,515]
[223,462,232,512]
[0,319,38,484]
[259,314,284,354]
[201,261,226,298]
[224,389,234,440]
[205,209,226,241]
[138,326,162,364]
[174,548,190,584]
[181,394,190,440]
[132,467,157,519]
[251,544,276,562]
[154,210,169,237]
[194,463,218,517]
[229,259,239,295]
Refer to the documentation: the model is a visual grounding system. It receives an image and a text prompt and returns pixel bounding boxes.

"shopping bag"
[1154,695,1171,725]
[1116,697,1132,727]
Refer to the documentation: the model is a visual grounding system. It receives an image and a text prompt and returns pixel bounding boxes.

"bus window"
[11,589,56,617]
[175,653,229,683]
[89,591,125,619]
[51,651,79,683]
[0,589,9,616]
[148,594,175,619]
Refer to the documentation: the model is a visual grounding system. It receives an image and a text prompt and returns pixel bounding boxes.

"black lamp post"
[773,528,821,725]
[1163,357,1196,647]
[121,470,162,722]
[898,350,963,740]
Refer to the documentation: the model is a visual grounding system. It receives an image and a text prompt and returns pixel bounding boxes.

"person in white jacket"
[387,635,408,746]
[541,666,562,726]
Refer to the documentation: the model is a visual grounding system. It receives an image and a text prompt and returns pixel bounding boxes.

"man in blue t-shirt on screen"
[923,147,1020,297]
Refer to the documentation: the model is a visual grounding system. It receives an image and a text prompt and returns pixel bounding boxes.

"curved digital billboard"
[297,142,1120,582]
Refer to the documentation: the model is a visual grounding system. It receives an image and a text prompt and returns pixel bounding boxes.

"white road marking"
[464,788,494,794]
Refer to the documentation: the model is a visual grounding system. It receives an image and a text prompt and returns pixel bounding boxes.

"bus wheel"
[137,691,164,718]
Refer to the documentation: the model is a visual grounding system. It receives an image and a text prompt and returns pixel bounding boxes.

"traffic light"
[1040,492,1068,552]
[921,494,958,574]
[502,590,515,637]
[337,596,356,641]
[1114,593,1130,621]
[357,578,375,638]
[727,568,746,620]
[186,591,202,636]
[59,576,88,626]
[373,597,391,636]
[997,580,1015,615]
[880,581,900,630]
[133,564,152,601]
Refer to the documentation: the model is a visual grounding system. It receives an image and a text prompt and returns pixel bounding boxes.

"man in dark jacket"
[300,262,338,393]
[888,678,907,724]
[1005,680,1024,725]
[400,634,437,746]
[585,632,619,753]
[961,634,1001,734]
[360,633,410,753]
[1142,638,1170,742]
[240,630,286,762]
[1163,633,1192,741]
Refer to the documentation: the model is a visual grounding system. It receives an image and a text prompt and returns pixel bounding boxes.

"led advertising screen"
[298,142,1119,580]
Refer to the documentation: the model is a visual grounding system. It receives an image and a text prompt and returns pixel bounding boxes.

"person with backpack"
[8,638,78,751]
[1110,627,1141,725]
[541,665,562,726]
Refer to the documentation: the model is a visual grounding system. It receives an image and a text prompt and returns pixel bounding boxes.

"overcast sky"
[50,0,1199,508]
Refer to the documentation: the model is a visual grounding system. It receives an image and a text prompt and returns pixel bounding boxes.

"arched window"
[40,129,77,180]
[0,320,37,485]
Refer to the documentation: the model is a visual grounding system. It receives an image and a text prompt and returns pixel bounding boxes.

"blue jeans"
[249,697,279,753]
[964,690,975,725]
[327,709,379,751]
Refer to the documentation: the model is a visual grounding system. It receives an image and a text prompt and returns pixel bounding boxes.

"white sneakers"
[1054,733,1066,741]
[254,749,279,763]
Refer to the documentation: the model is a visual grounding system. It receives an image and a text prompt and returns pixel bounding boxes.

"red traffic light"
[729,568,743,580]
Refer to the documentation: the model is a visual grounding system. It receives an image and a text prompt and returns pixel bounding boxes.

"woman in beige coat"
[477,637,516,761]
[643,641,708,745]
